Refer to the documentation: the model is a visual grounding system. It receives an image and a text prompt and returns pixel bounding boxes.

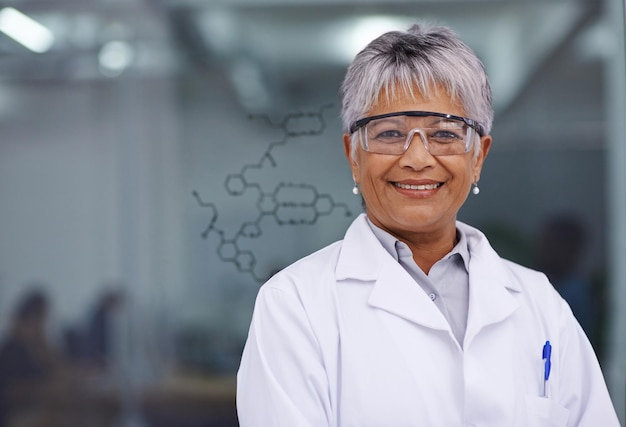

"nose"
[398,129,436,168]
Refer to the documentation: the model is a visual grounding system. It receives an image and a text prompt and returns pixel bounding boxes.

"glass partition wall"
[0,0,624,425]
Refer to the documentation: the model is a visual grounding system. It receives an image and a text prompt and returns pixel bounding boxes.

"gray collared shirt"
[367,218,471,347]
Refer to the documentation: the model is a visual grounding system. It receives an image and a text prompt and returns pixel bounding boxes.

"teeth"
[395,182,441,190]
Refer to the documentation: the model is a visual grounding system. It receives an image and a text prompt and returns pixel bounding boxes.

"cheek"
[441,158,474,181]
[355,155,378,181]
[459,159,478,182]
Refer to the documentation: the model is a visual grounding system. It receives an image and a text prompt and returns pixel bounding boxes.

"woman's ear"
[343,133,359,179]
[473,135,492,181]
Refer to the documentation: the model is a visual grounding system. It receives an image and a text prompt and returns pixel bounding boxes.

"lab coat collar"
[336,214,449,329]
[456,221,522,293]
[335,214,522,335]
[456,221,522,346]
[335,214,385,281]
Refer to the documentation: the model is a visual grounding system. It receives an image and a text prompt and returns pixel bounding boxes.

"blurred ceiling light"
[98,40,135,77]
[574,18,615,62]
[199,8,237,54]
[0,7,55,53]
[339,16,414,62]
[231,58,269,110]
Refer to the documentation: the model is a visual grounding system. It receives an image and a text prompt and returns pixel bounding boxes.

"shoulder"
[262,214,373,296]
[502,258,551,288]
[252,237,346,328]
[264,240,343,294]
[250,237,346,352]
[252,215,376,333]
[501,258,563,304]
[458,220,564,304]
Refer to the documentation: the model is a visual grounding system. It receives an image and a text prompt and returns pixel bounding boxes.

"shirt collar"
[366,216,471,271]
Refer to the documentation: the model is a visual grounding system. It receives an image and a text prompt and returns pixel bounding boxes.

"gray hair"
[340,23,493,155]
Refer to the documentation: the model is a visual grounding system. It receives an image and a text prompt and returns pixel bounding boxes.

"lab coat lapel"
[459,222,522,347]
[336,214,449,331]
[368,258,450,331]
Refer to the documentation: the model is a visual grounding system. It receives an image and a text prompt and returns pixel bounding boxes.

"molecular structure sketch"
[193,104,354,282]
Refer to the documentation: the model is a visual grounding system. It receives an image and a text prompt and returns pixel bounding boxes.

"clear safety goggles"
[349,111,485,156]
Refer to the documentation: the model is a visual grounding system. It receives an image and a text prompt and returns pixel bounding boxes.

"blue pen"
[542,340,552,397]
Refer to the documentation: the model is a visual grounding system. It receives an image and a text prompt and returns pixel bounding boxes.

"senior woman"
[237,24,619,427]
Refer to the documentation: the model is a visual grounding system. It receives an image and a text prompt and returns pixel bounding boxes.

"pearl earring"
[472,183,480,195]
[352,179,360,195]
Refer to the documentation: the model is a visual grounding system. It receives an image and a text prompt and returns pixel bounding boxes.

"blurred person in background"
[66,288,125,371]
[0,287,64,427]
[534,214,599,348]
[236,23,619,427]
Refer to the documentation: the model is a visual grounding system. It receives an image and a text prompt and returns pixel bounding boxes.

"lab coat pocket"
[524,396,570,427]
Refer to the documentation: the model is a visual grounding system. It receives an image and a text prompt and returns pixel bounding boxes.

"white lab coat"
[237,214,619,427]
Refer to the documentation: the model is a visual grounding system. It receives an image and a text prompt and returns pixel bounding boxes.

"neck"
[395,227,458,275]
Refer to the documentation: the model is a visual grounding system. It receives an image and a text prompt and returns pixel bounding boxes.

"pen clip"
[542,340,552,380]
[542,340,552,397]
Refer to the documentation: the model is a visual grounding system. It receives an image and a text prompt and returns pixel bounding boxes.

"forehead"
[367,83,465,118]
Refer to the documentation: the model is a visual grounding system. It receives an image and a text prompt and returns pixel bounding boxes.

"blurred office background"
[0,0,625,425]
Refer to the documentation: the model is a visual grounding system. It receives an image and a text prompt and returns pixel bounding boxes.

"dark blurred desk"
[141,375,238,427]
[3,377,121,427]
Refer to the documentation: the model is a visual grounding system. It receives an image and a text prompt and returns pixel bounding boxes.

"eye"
[367,117,408,143]
[428,129,464,143]
[374,129,405,141]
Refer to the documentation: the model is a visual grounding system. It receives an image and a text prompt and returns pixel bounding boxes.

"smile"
[393,182,443,190]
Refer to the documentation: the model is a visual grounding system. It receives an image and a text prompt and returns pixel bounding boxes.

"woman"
[237,24,619,427]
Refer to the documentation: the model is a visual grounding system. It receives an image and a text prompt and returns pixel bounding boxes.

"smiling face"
[344,86,492,245]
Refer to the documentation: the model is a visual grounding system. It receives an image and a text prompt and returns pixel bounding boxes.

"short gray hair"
[340,23,493,154]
